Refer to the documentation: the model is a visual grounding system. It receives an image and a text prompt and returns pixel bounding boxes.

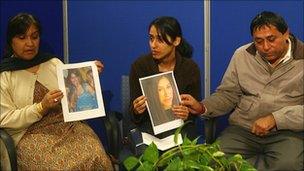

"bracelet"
[36,102,44,115]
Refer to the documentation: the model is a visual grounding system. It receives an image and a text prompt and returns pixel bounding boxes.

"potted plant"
[123,123,256,171]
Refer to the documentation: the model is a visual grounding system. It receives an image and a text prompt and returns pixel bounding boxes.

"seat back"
[0,129,17,171]
[121,75,135,138]
[121,75,130,117]
[203,113,230,144]
[86,90,115,154]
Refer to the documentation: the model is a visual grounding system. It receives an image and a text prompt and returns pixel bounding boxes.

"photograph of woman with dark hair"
[158,76,175,111]
[140,72,182,133]
[143,74,180,126]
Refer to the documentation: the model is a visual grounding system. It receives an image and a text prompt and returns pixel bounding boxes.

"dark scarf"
[0,52,56,73]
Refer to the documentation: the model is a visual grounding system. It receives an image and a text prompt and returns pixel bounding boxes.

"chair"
[120,75,135,139]
[203,117,216,144]
[117,75,135,161]
[203,114,230,144]
[102,111,122,162]
[0,128,17,171]
[86,90,120,158]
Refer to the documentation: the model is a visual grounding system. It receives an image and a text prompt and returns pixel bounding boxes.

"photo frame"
[57,61,105,122]
[139,71,183,135]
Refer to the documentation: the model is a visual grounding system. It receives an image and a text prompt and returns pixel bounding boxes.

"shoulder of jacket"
[48,58,64,66]
[232,43,255,59]
[132,54,151,66]
[235,43,252,53]
[181,57,199,69]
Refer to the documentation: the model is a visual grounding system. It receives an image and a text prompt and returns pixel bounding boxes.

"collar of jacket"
[246,34,304,60]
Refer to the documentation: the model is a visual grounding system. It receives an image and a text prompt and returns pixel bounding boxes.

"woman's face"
[70,73,80,86]
[157,77,174,110]
[11,24,40,60]
[149,25,176,60]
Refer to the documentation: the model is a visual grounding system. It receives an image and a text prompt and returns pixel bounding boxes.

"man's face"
[253,25,289,64]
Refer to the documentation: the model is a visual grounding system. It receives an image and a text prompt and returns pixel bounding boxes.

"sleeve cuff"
[200,102,208,115]
[34,103,44,118]
[272,110,286,130]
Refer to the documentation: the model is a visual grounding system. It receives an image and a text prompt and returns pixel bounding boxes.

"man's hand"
[180,94,204,114]
[251,114,276,136]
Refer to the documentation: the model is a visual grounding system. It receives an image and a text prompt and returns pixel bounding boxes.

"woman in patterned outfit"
[0,13,113,170]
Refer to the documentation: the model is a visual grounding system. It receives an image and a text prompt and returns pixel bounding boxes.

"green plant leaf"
[197,165,214,171]
[174,120,192,143]
[191,137,199,145]
[238,160,257,171]
[136,161,154,171]
[184,152,200,162]
[228,154,257,171]
[198,153,212,166]
[209,141,220,150]
[183,158,201,170]
[232,154,243,160]
[143,142,159,164]
[212,151,225,158]
[157,145,186,167]
[123,127,256,171]
[181,146,197,156]
[123,156,139,171]
[164,157,182,171]
[219,156,230,170]
[157,155,172,167]
[182,136,192,146]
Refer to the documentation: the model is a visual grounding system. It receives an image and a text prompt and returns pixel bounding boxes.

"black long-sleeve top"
[129,52,202,139]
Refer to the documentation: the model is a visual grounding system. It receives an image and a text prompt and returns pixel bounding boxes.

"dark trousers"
[218,125,304,171]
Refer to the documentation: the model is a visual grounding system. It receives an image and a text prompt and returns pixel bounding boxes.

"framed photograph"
[139,71,183,135]
[57,61,105,122]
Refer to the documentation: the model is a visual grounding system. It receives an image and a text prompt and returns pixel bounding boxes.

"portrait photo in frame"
[57,61,105,122]
[139,71,184,135]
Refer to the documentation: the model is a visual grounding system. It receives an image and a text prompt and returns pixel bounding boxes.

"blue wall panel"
[0,0,64,60]
[67,1,204,112]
